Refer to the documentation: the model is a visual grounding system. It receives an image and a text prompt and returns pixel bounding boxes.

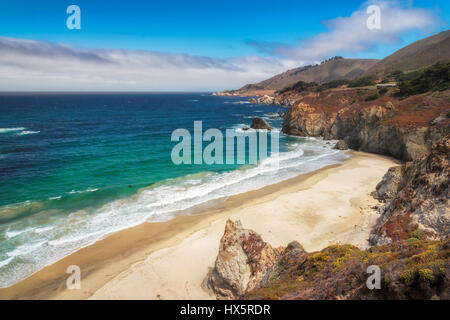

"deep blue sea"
[0,93,347,287]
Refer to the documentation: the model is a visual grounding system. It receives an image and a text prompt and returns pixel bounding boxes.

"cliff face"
[282,89,450,161]
[370,135,450,245]
[282,88,449,246]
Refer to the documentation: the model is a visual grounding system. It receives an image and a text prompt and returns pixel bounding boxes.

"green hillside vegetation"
[279,79,353,94]
[398,62,450,97]
[240,58,379,91]
[348,77,377,88]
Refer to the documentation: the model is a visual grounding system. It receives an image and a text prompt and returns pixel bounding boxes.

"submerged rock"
[203,220,282,299]
[250,117,273,130]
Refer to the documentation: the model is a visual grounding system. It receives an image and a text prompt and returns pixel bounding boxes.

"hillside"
[244,58,378,90]
[364,30,450,77]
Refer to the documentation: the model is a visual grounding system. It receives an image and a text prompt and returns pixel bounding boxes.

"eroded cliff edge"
[281,88,449,161]
[370,135,449,245]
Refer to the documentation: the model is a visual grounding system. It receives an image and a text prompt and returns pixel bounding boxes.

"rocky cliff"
[282,89,450,161]
[370,135,449,245]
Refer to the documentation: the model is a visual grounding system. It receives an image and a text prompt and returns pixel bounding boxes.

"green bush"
[318,79,349,90]
[398,62,450,97]
[389,70,404,80]
[348,77,377,88]
[365,93,380,101]
[279,81,318,94]
[378,87,388,95]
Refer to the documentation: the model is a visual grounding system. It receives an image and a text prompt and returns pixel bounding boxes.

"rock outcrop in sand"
[370,135,450,245]
[250,117,273,131]
[333,140,348,150]
[203,219,282,299]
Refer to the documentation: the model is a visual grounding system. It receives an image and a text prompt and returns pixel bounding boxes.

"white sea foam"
[34,226,54,234]
[224,101,250,105]
[0,127,26,134]
[6,241,47,258]
[17,130,40,136]
[67,188,98,195]
[0,257,13,269]
[6,227,35,239]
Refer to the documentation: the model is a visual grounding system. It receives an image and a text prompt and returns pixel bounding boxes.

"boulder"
[333,140,349,150]
[250,117,273,130]
[374,166,404,201]
[257,95,275,105]
[248,98,257,104]
[203,220,282,299]
[430,114,447,126]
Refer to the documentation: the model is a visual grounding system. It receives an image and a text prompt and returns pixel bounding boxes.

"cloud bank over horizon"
[0,1,443,91]
[0,36,299,91]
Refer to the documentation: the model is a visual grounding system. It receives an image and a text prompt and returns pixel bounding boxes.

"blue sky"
[0,0,448,90]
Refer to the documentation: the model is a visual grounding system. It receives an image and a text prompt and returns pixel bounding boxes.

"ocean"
[0,92,348,287]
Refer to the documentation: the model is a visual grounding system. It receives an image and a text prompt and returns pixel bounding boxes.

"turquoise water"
[0,93,347,287]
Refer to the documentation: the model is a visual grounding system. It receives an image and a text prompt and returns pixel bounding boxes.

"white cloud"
[0,37,297,91]
[249,0,439,61]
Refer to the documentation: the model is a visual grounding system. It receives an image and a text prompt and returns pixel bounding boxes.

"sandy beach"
[0,151,398,300]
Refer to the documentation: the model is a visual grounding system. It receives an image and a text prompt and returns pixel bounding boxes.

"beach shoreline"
[0,151,398,300]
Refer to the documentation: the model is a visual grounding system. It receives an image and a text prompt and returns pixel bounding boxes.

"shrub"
[279,81,318,94]
[348,77,377,88]
[398,62,450,97]
[418,268,435,283]
[378,87,388,95]
[390,70,404,80]
[318,79,349,90]
[365,93,380,101]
